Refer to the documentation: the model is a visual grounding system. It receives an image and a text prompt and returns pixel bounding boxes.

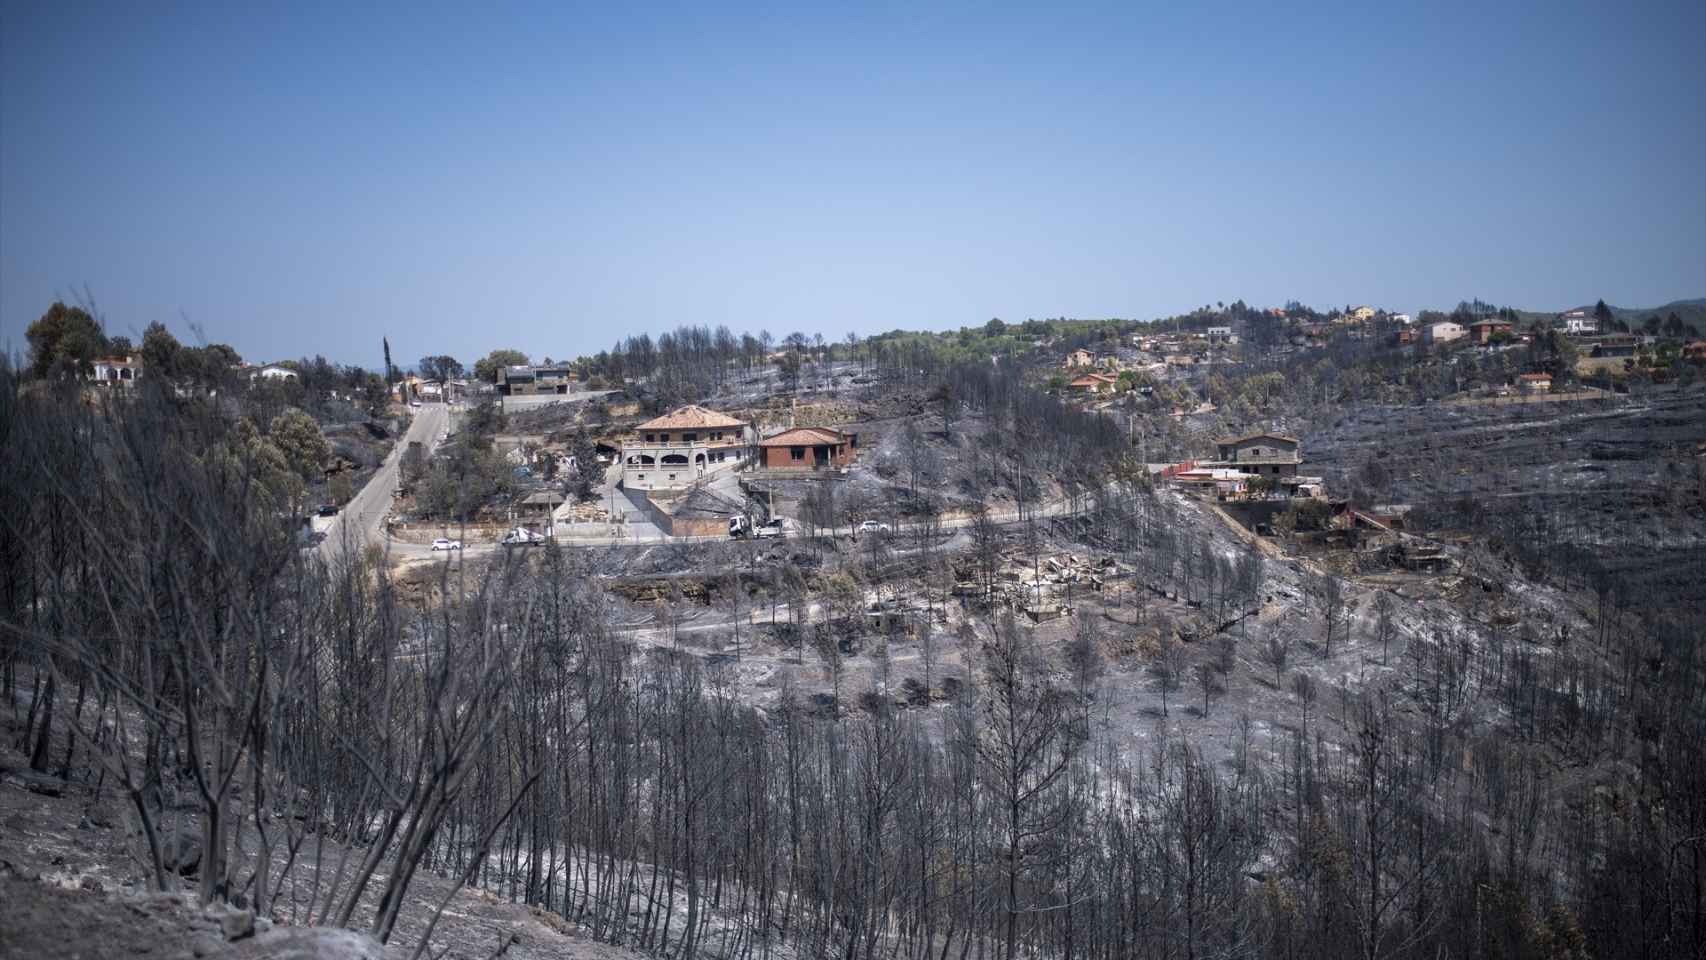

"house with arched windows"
[620,405,751,492]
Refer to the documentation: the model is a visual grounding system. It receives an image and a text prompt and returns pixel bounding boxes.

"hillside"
[1511,296,1706,331]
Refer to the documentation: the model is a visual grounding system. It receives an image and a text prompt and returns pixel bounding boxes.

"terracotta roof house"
[1069,372,1119,395]
[622,405,751,492]
[757,426,858,471]
[637,405,747,433]
[1517,372,1552,394]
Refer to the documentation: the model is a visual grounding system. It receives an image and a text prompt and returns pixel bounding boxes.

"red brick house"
[1468,319,1513,344]
[758,427,857,470]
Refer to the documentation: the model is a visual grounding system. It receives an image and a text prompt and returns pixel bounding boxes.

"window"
[683,433,698,442]
[711,431,722,440]
[791,447,805,462]
[635,474,645,480]
[645,433,655,442]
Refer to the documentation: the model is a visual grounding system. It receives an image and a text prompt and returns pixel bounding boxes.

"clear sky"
[3,2,1703,368]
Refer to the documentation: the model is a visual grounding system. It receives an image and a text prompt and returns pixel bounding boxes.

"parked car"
[410,399,422,407]
[316,503,339,517]
[430,538,463,551]
[856,520,892,535]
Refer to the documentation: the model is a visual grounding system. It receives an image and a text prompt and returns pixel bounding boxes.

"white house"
[253,364,299,380]
[1205,326,1238,345]
[1423,322,1466,344]
[1389,313,1413,325]
[91,356,142,385]
[1563,316,1599,335]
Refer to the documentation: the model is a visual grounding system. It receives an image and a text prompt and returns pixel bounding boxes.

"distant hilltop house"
[1468,318,1513,344]
[621,404,750,492]
[1390,313,1413,325]
[1063,348,1096,369]
[1561,315,1599,335]
[497,363,577,396]
[91,355,141,385]
[1423,321,1466,344]
[757,426,859,472]
[1205,326,1238,345]
[1210,432,1302,478]
[1517,372,1552,394]
[1349,306,1378,322]
[1069,372,1119,395]
[252,364,299,380]
[1682,341,1706,363]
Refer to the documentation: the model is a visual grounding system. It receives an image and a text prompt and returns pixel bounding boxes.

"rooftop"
[758,426,848,447]
[637,404,747,431]
[1214,432,1299,446]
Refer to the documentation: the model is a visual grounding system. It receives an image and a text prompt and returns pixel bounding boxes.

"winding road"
[318,403,451,564]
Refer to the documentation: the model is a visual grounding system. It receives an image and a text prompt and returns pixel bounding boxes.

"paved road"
[386,491,1084,562]
[318,403,451,563]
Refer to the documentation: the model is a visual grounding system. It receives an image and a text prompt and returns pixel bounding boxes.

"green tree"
[268,408,330,485]
[473,349,531,383]
[362,373,390,417]
[141,321,183,379]
[568,430,605,501]
[329,471,354,505]
[418,354,464,385]
[222,417,303,513]
[1593,299,1614,328]
[26,302,108,378]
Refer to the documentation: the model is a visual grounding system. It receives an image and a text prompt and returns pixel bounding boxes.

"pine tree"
[383,336,394,384]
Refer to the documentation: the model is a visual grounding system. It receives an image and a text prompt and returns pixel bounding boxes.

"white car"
[410,400,422,408]
[430,538,463,551]
[856,520,892,535]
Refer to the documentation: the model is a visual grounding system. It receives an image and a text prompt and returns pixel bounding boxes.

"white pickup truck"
[500,527,545,547]
[754,518,792,539]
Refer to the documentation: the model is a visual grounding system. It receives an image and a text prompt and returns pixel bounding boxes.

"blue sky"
[3,2,1703,368]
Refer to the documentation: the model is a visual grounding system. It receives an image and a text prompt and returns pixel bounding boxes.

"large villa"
[620,405,752,492]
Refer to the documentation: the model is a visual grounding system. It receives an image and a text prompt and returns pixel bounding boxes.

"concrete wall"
[666,515,728,538]
[1221,499,1295,531]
